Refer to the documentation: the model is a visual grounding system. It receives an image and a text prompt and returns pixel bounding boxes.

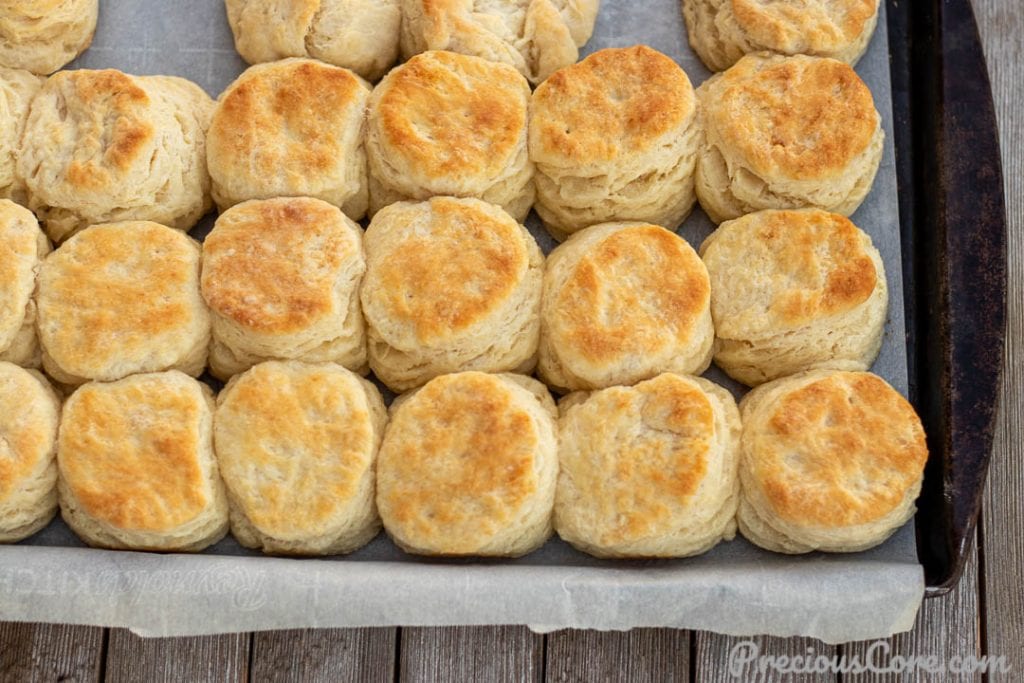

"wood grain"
[0,623,103,683]
[692,634,834,683]
[250,628,395,683]
[399,626,542,682]
[545,629,689,683]
[103,631,248,683]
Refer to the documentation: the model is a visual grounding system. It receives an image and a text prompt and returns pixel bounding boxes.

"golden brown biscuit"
[214,360,386,555]
[201,197,367,380]
[737,369,928,553]
[0,200,49,368]
[539,222,714,392]
[206,58,370,219]
[365,51,534,221]
[0,67,43,204]
[0,0,98,75]
[361,197,543,392]
[695,53,883,223]
[529,45,701,240]
[57,371,229,551]
[0,363,61,542]
[700,209,887,386]
[36,221,211,385]
[555,373,740,558]
[376,372,558,556]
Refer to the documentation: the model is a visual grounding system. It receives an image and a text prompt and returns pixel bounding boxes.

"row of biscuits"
[0,361,927,558]
[0,196,889,395]
[1,45,884,245]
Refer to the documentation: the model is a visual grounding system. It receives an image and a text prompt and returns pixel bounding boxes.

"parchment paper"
[0,0,923,644]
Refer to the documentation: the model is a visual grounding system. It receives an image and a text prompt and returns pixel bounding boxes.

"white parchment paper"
[0,0,923,643]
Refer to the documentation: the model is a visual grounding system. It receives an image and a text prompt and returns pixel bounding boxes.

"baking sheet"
[0,0,922,643]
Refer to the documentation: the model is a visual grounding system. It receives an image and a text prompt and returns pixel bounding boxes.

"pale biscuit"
[225,0,401,82]
[539,222,714,392]
[700,209,887,386]
[365,51,534,221]
[555,373,740,558]
[0,363,60,542]
[0,200,49,368]
[377,372,558,556]
[201,197,367,380]
[529,45,701,240]
[0,68,43,204]
[0,0,98,75]
[683,0,880,72]
[695,53,883,223]
[361,197,543,392]
[36,221,211,385]
[400,0,599,84]
[17,69,214,243]
[206,58,370,220]
[737,369,928,553]
[215,360,386,555]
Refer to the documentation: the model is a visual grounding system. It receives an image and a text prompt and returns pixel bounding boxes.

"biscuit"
[365,51,533,221]
[36,221,211,385]
[0,0,98,75]
[361,197,542,392]
[201,197,367,380]
[16,69,214,243]
[737,369,928,553]
[695,53,883,223]
[683,0,880,72]
[555,373,740,558]
[700,209,887,386]
[0,68,43,204]
[0,363,60,542]
[529,45,701,240]
[539,222,714,392]
[214,360,386,555]
[400,0,599,84]
[57,371,229,552]
[0,200,49,368]
[206,59,370,220]
[377,372,558,556]
[225,0,401,82]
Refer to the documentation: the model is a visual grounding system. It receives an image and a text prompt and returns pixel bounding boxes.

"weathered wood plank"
[250,628,396,683]
[692,633,834,683]
[546,629,689,683]
[400,626,542,683]
[103,631,248,683]
[0,623,103,683]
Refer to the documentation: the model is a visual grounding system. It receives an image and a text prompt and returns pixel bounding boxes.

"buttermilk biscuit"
[529,46,701,240]
[366,51,533,221]
[377,372,558,556]
[57,372,228,551]
[0,68,43,204]
[556,373,740,558]
[36,221,210,386]
[400,0,599,84]
[695,53,883,224]
[0,201,49,368]
[215,360,386,555]
[0,363,60,542]
[207,59,370,219]
[738,369,928,553]
[700,209,887,386]
[0,0,98,75]
[201,197,367,380]
[225,0,401,82]
[684,0,880,72]
[361,197,542,392]
[539,222,714,392]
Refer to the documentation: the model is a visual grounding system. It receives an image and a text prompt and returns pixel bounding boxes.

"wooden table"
[1,1,1020,679]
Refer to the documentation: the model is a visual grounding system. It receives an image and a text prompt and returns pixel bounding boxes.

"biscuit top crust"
[0,363,58,504]
[58,373,212,532]
[744,372,927,528]
[201,197,362,335]
[731,0,879,54]
[376,372,544,552]
[362,197,532,346]
[701,209,878,338]
[371,51,529,182]
[702,53,879,180]
[549,224,710,366]
[215,361,377,540]
[530,45,696,164]
[0,200,44,347]
[0,67,43,188]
